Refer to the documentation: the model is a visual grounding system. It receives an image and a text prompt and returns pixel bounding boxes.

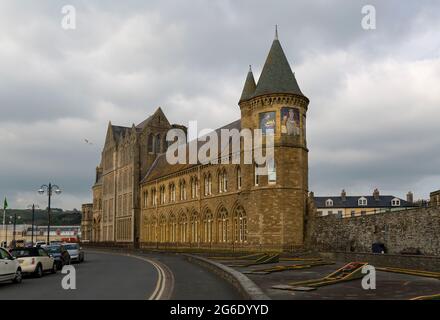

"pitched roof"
[314,195,416,209]
[253,39,304,98]
[141,119,241,183]
[239,66,256,102]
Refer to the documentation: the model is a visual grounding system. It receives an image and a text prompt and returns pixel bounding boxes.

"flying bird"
[84,139,93,145]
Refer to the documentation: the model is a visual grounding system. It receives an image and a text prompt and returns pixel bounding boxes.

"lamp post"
[38,183,62,244]
[27,204,39,246]
[10,214,21,245]
[5,220,12,248]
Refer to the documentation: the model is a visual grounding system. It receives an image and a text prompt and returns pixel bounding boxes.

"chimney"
[341,189,347,201]
[406,191,413,203]
[373,188,380,200]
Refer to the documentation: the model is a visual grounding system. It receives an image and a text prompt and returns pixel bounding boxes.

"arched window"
[159,185,166,205]
[155,134,161,153]
[325,199,334,207]
[218,171,223,193]
[169,183,176,202]
[178,213,188,243]
[159,215,167,242]
[151,188,157,206]
[237,167,242,190]
[169,213,177,242]
[223,170,228,192]
[234,206,247,243]
[180,180,187,201]
[208,174,212,195]
[217,207,228,243]
[162,135,167,153]
[203,210,213,243]
[150,216,157,242]
[190,212,199,243]
[148,133,154,153]
[195,178,199,198]
[391,198,401,206]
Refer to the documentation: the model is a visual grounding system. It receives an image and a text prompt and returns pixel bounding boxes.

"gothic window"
[169,213,177,242]
[217,207,228,243]
[169,183,176,202]
[254,164,260,186]
[223,170,228,192]
[148,133,154,153]
[178,213,188,243]
[155,134,161,153]
[159,215,167,242]
[234,206,247,243]
[190,212,199,243]
[203,210,213,243]
[237,167,242,190]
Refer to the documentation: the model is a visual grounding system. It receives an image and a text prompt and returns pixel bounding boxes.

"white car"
[63,243,84,263]
[10,247,56,277]
[0,247,22,283]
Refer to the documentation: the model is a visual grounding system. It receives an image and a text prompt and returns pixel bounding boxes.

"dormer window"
[358,197,367,206]
[391,198,401,206]
[325,199,333,207]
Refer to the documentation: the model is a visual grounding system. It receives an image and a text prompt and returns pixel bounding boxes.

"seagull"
[84,139,93,145]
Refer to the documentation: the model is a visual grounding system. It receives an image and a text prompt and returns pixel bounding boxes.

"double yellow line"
[125,254,169,300]
[89,250,172,300]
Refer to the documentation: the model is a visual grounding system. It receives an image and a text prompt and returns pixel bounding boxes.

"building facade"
[81,203,93,242]
[85,34,310,251]
[314,189,416,218]
[430,190,440,207]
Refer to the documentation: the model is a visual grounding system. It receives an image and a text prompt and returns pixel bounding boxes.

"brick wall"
[307,206,440,256]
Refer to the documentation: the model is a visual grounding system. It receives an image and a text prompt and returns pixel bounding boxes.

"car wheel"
[34,264,43,278]
[51,263,57,274]
[12,268,22,283]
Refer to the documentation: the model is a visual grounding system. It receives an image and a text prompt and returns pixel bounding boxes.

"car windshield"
[64,244,79,250]
[10,248,39,257]
[46,246,62,253]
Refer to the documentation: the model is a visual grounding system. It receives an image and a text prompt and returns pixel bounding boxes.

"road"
[0,250,242,300]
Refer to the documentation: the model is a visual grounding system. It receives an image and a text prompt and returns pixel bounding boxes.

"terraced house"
[86,34,311,251]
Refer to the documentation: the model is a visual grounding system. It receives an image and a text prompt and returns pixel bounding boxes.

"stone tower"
[238,32,309,250]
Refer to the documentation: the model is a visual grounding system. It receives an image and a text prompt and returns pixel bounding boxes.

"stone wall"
[307,206,440,256]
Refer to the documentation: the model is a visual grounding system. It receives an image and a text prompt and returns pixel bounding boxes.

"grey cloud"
[0,0,439,208]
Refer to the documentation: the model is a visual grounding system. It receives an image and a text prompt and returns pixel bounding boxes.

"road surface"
[0,250,242,300]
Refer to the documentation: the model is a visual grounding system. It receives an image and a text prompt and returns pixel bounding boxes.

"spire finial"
[249,65,252,72]
[275,24,278,40]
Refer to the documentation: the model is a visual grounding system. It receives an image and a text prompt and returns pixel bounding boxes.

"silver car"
[63,243,84,263]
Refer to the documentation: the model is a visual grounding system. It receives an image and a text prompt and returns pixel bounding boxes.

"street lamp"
[27,204,39,246]
[11,214,21,244]
[38,183,62,244]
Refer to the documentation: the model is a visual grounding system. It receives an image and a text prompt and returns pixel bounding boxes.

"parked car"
[35,241,47,247]
[0,247,22,283]
[63,243,84,263]
[10,247,56,277]
[45,245,70,270]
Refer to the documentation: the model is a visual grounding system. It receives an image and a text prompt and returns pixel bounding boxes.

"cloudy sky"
[0,0,439,209]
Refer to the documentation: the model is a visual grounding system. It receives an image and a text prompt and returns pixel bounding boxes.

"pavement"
[211,258,440,300]
[0,250,242,300]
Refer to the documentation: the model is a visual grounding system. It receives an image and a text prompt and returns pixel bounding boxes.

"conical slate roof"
[239,66,256,102]
[253,39,304,97]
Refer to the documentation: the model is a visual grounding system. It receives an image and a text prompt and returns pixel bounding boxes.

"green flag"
[3,197,7,210]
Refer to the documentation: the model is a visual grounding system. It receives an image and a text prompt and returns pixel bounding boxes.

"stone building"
[430,190,440,207]
[81,203,93,242]
[85,34,310,251]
